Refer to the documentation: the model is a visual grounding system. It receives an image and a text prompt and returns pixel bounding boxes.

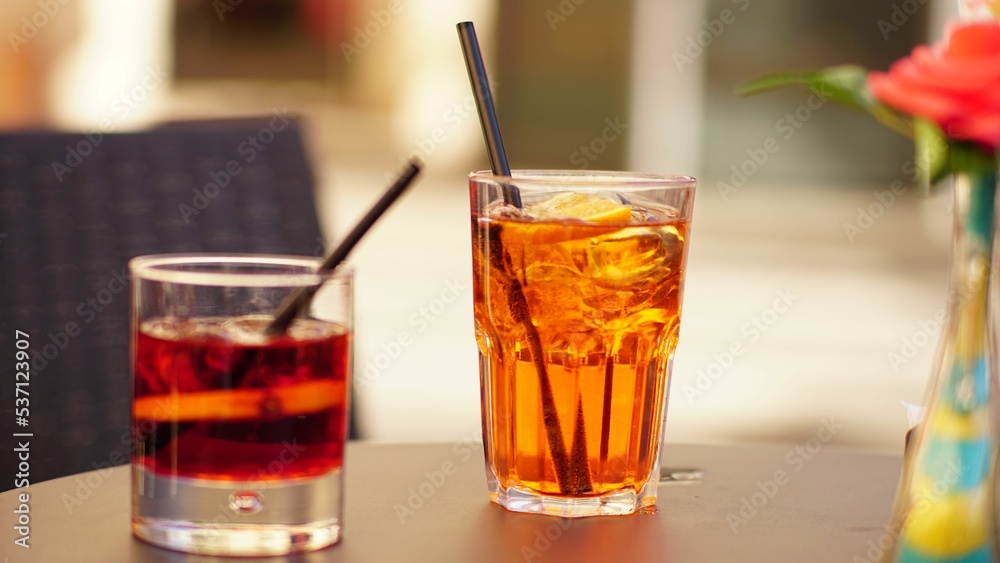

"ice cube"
[287,318,344,341]
[629,205,679,223]
[629,207,657,223]
[485,201,526,220]
[545,329,606,368]
[592,190,629,204]
[222,315,270,346]
[141,317,180,340]
[583,225,683,288]
[621,199,680,223]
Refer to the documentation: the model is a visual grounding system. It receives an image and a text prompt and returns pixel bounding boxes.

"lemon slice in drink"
[529,192,632,222]
[520,193,632,245]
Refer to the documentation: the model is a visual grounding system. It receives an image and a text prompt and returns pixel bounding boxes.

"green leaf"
[868,105,914,139]
[738,66,869,109]
[739,65,997,193]
[739,65,913,138]
[913,118,949,193]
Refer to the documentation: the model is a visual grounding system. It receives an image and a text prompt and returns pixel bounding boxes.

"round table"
[0,441,900,562]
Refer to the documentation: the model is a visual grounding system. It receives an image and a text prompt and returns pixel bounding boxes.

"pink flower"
[868,20,1000,151]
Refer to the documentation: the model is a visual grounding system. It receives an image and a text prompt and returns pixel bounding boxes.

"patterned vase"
[885,168,1000,562]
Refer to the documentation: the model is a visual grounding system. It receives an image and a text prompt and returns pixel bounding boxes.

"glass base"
[488,476,658,517]
[132,466,342,556]
[132,516,341,556]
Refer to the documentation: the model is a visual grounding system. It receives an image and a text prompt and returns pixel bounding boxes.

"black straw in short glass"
[146,159,422,457]
[267,159,422,335]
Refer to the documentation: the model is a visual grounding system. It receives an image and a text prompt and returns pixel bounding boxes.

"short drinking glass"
[470,171,695,517]
[130,254,351,555]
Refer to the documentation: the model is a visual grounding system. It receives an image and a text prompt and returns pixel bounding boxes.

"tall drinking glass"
[470,171,695,517]
[129,254,352,555]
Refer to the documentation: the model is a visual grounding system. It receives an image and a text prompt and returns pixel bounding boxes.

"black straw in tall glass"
[457,21,521,208]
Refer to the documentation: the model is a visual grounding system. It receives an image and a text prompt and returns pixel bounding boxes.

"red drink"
[132,316,349,481]
[130,255,353,556]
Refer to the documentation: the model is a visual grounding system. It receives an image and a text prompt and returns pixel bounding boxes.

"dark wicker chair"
[0,117,355,490]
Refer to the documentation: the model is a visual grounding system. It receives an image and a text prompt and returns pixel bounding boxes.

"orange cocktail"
[470,171,695,516]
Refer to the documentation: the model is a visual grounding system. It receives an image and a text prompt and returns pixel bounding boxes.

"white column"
[49,0,173,130]
[957,0,997,20]
[348,0,496,172]
[627,0,707,176]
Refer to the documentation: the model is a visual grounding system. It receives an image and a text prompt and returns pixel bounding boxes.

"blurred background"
[0,0,966,456]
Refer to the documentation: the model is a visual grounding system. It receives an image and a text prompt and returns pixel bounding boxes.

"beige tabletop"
[1,442,900,562]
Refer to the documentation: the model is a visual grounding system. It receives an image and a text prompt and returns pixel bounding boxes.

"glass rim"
[469,169,696,189]
[129,253,353,287]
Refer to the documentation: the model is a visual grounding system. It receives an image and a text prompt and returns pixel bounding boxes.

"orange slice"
[134,380,344,422]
